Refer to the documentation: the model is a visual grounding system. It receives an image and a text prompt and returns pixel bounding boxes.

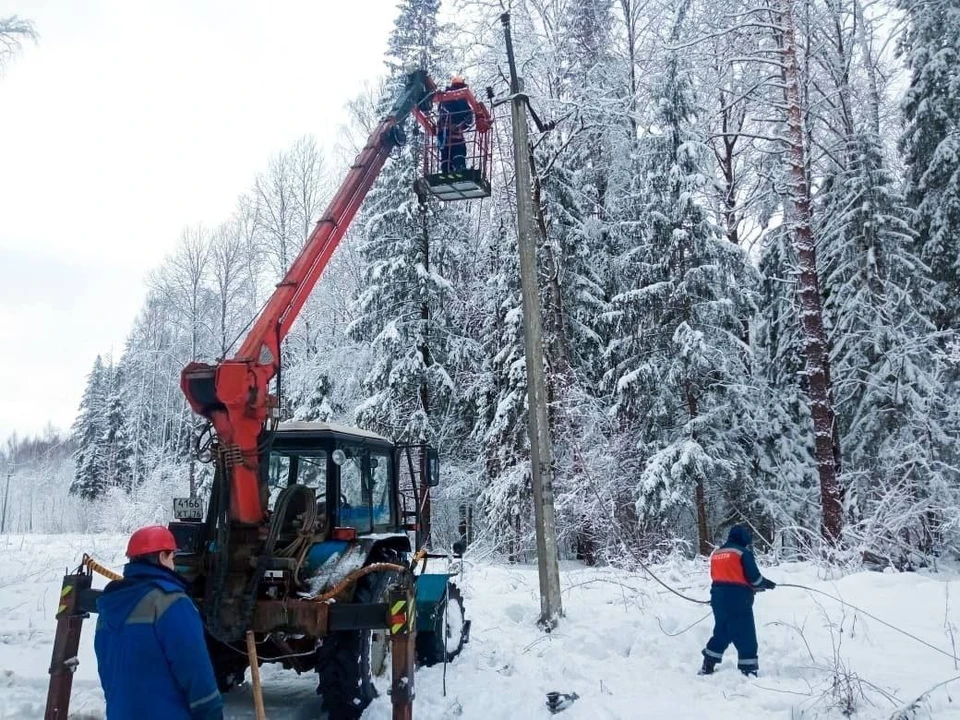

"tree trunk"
[778,0,843,542]
[686,385,711,555]
[619,0,639,139]
[716,86,742,247]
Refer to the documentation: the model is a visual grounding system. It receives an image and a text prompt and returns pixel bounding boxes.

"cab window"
[266,451,327,511]
[370,451,393,528]
[338,447,372,534]
[267,453,292,508]
[298,454,327,492]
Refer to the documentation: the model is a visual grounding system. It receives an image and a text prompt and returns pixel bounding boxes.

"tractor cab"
[413,77,493,201]
[263,421,438,549]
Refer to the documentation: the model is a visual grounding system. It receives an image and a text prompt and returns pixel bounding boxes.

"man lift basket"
[413,76,493,202]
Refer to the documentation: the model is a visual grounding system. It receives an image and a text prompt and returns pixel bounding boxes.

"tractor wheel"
[316,562,398,719]
[215,667,247,693]
[207,638,248,693]
[416,582,466,666]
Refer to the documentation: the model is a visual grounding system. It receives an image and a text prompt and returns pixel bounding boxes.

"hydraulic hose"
[308,562,408,603]
[82,553,121,581]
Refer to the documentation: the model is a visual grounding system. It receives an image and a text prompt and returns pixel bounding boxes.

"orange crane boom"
[181,69,438,524]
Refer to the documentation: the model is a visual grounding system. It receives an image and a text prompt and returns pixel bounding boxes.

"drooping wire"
[627,555,711,605]
[779,582,960,663]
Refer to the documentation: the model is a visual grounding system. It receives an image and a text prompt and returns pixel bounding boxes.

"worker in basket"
[699,524,777,677]
[437,75,474,174]
[95,525,224,719]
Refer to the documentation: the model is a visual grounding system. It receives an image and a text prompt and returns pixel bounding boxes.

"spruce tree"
[752,229,819,539]
[466,200,532,559]
[818,132,956,556]
[605,50,758,554]
[899,0,960,333]
[101,364,135,490]
[70,356,111,499]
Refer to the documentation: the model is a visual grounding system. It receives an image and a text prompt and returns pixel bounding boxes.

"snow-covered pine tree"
[466,202,532,560]
[100,363,134,490]
[501,0,632,557]
[751,228,820,545]
[543,0,620,386]
[286,356,338,422]
[70,355,111,499]
[818,130,957,559]
[605,43,759,555]
[899,0,960,335]
[348,0,482,545]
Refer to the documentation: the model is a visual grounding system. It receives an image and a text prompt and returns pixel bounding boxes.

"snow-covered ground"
[2,534,959,719]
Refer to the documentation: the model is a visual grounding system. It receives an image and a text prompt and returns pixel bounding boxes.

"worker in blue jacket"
[700,524,776,677]
[95,525,223,719]
[437,75,474,174]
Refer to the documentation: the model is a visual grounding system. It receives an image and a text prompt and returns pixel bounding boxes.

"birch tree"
[0,15,36,70]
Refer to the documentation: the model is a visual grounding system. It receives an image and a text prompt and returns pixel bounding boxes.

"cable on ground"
[624,557,959,666]
[656,612,712,637]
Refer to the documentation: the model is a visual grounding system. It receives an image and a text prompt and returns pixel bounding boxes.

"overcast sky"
[0,0,399,442]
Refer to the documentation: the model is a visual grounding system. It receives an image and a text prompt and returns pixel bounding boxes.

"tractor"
[167,421,469,716]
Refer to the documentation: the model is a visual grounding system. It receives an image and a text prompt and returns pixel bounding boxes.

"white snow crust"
[1,534,959,718]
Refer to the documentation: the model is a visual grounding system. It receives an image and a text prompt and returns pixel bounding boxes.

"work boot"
[739,666,758,677]
[698,658,717,676]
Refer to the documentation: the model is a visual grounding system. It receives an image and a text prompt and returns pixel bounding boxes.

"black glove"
[759,578,777,590]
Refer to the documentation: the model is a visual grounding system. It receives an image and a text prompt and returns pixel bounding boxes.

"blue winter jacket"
[710,525,768,607]
[95,562,223,720]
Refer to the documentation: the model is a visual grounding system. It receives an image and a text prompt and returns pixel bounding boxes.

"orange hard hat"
[126,525,178,558]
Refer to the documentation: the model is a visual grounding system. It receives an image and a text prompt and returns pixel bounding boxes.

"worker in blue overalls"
[700,525,777,677]
[437,75,474,174]
[95,526,223,719]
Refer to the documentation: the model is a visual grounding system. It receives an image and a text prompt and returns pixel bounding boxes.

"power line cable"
[779,582,959,663]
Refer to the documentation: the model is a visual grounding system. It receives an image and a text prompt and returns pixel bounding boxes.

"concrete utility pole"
[1,470,11,534]
[500,11,563,628]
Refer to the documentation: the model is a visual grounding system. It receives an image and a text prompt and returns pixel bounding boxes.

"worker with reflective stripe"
[95,526,223,719]
[700,525,776,677]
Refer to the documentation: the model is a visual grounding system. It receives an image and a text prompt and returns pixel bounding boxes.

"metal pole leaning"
[388,579,417,720]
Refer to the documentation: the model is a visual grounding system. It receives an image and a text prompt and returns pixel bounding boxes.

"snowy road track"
[2,535,959,719]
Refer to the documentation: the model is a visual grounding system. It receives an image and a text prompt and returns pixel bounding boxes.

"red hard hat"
[126,525,178,558]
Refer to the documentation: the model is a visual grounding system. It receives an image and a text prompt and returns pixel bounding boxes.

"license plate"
[173,497,203,520]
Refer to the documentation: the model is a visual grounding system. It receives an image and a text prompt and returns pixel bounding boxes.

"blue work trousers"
[702,585,758,671]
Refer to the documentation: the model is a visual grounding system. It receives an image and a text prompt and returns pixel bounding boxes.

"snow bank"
[1,535,958,718]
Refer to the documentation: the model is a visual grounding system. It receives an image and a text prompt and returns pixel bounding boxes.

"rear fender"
[415,573,451,631]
